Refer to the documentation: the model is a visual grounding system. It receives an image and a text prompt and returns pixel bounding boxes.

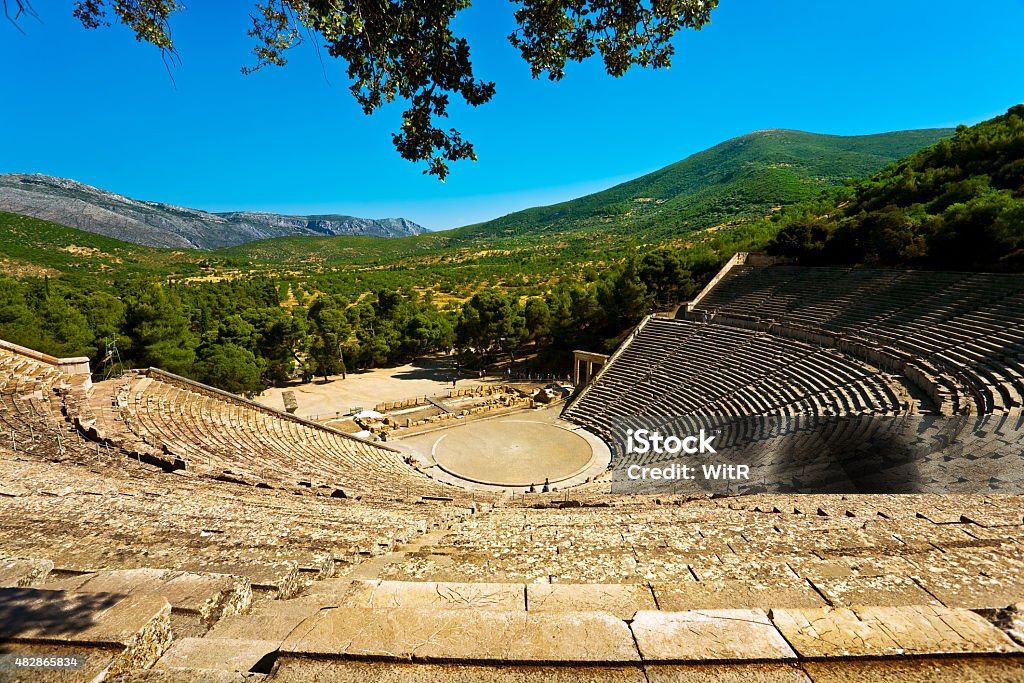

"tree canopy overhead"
[9,0,718,180]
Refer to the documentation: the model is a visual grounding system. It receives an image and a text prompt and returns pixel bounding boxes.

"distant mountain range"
[0,174,428,250]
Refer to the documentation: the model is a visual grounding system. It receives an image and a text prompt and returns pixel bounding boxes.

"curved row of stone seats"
[0,453,475,679]
[264,592,1021,681]
[3,450,1021,680]
[565,318,906,453]
[374,494,1024,610]
[0,454,472,605]
[74,490,1021,681]
[694,265,1024,415]
[0,343,101,463]
[89,368,454,500]
[110,577,1024,680]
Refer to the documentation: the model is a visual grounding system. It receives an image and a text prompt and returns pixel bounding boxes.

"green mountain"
[218,128,953,268]
[768,105,1024,270]
[0,126,955,296]
[447,128,954,242]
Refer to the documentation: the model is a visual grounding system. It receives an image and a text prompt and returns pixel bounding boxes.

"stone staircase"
[0,514,1007,682]
[127,576,1024,682]
[3,495,1024,681]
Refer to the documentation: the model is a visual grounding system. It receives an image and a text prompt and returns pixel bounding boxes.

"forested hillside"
[222,128,953,268]
[767,105,1024,270]
[0,237,714,394]
[447,128,953,242]
[1,117,1004,395]
[214,127,953,305]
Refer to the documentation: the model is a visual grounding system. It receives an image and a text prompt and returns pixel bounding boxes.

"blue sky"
[1,1,1022,230]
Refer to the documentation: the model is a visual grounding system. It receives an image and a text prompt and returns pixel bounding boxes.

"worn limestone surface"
[46,569,252,630]
[643,663,813,682]
[0,587,172,677]
[526,583,656,620]
[106,671,264,683]
[651,578,824,612]
[0,557,53,588]
[801,656,1024,682]
[772,605,1023,658]
[906,548,1024,609]
[270,661,647,683]
[1004,602,1024,644]
[154,637,277,673]
[0,642,119,683]
[281,607,641,663]
[631,610,797,662]
[807,574,941,608]
[339,580,524,611]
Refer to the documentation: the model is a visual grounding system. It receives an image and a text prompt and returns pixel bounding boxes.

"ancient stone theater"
[2,253,1023,681]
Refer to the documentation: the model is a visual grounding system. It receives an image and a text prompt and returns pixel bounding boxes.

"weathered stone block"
[339,580,524,611]
[281,607,640,663]
[527,583,655,620]
[631,610,797,662]
[0,556,53,587]
[771,605,1023,658]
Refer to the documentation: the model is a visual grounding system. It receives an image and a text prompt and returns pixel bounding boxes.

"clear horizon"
[1,1,1022,230]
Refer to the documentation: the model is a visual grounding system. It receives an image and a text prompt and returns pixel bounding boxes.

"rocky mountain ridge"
[0,174,428,250]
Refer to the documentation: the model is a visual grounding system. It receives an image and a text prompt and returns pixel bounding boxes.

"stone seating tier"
[565,318,909,453]
[2,449,1022,679]
[90,369,464,501]
[693,265,1024,416]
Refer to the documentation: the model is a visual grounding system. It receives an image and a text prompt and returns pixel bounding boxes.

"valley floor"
[256,355,506,419]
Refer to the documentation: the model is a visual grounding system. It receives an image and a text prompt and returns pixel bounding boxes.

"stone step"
[279,607,639,664]
[153,636,278,674]
[337,579,524,611]
[528,583,655,620]
[0,555,53,587]
[631,609,797,661]
[306,579,768,619]
[267,658,1024,683]
[0,586,171,678]
[103,669,270,682]
[268,661,648,683]
[45,568,251,637]
[268,601,1024,668]
[771,605,1023,658]
[177,559,299,600]
[331,577,829,614]
[204,600,322,641]
[0,642,124,683]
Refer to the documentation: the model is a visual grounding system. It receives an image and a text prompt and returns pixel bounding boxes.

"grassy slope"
[218,128,953,267]
[448,128,955,240]
[0,211,213,281]
[0,128,953,298]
